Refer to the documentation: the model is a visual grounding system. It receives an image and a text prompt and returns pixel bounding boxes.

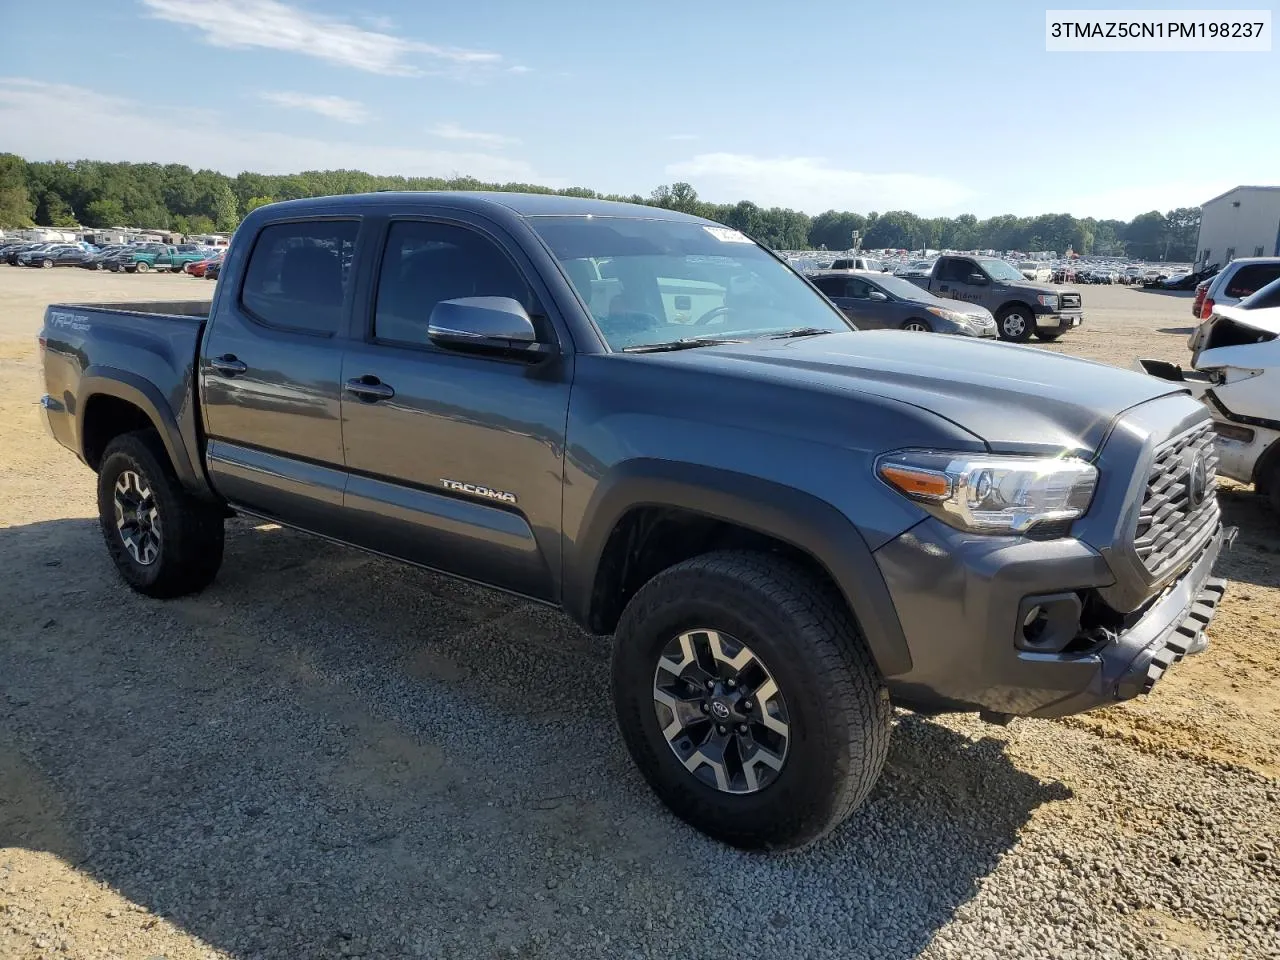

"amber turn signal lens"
[878,463,950,500]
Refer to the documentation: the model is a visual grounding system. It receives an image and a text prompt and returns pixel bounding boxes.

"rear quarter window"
[1226,263,1280,299]
[240,220,359,334]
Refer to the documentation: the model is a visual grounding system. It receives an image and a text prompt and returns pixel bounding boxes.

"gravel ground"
[1,269,1278,960]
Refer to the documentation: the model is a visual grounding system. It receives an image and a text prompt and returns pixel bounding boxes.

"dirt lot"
[1,268,1277,960]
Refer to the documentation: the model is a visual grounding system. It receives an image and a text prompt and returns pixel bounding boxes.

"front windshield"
[530,216,852,350]
[979,258,1027,282]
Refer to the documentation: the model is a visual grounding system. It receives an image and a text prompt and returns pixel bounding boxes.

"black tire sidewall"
[97,438,175,592]
[613,561,882,848]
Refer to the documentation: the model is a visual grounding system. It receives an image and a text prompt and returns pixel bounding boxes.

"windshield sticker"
[702,226,752,244]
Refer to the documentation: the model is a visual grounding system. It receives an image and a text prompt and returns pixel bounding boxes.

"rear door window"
[812,276,848,297]
[241,220,359,335]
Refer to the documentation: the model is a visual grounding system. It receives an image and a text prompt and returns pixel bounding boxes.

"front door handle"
[210,354,247,376]
[345,376,395,401]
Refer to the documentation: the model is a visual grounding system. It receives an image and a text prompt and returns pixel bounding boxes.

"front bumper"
[874,517,1230,718]
[1035,311,1084,332]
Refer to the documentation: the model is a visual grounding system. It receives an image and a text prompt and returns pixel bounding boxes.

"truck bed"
[40,299,214,496]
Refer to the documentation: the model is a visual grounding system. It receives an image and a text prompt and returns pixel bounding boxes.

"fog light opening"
[1022,605,1049,645]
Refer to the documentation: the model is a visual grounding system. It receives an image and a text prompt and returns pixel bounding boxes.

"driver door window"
[847,279,875,299]
[373,220,543,346]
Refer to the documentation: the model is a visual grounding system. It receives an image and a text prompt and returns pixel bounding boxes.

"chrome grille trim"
[1059,292,1082,309]
[1134,421,1219,577]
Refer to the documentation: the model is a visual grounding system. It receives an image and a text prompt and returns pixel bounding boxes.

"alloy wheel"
[652,629,790,794]
[113,470,162,565]
[902,321,929,332]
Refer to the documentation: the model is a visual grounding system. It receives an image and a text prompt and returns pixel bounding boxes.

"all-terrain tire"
[611,550,891,850]
[96,430,224,597]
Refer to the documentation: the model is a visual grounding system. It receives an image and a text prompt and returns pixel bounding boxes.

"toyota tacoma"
[40,192,1228,850]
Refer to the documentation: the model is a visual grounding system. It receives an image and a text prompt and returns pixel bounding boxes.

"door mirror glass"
[428,297,550,359]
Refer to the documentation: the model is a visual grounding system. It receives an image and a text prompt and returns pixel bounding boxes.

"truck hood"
[648,331,1183,456]
[1014,279,1075,298]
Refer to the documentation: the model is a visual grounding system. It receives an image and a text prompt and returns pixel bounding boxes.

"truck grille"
[1134,421,1219,577]
[1060,292,1082,310]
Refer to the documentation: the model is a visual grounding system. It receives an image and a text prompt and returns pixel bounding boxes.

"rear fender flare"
[78,367,203,493]
[565,459,912,676]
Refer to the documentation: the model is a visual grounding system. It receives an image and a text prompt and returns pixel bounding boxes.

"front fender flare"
[564,459,912,677]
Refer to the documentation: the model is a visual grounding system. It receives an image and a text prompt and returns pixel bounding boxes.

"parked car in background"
[110,243,207,274]
[905,254,1083,341]
[6,243,56,266]
[205,260,221,281]
[1141,285,1280,512]
[1194,257,1280,320]
[187,255,222,278]
[828,255,888,272]
[1163,265,1218,291]
[893,260,935,278]
[1017,261,1053,282]
[80,245,130,270]
[810,270,997,336]
[19,245,93,268]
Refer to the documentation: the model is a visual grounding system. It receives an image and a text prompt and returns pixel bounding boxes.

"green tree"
[0,153,35,227]
[243,196,276,214]
[1125,211,1169,260]
[82,197,128,227]
[213,184,239,231]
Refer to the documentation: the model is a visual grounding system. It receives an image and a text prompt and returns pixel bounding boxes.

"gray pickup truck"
[908,254,1085,342]
[40,192,1228,850]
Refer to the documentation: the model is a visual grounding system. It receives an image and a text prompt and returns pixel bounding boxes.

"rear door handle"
[345,376,395,401]
[210,354,247,376]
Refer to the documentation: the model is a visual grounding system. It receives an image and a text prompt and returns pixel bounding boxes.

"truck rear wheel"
[134,261,149,274]
[996,305,1034,342]
[96,430,224,598]
[611,550,891,850]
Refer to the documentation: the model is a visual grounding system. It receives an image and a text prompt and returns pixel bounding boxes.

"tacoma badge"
[440,479,517,504]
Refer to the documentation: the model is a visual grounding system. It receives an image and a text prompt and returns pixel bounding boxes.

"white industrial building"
[1194,185,1280,270]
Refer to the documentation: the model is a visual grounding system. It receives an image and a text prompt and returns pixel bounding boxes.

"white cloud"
[428,122,519,148]
[666,153,975,215]
[259,91,367,124]
[139,0,501,76]
[0,78,551,186]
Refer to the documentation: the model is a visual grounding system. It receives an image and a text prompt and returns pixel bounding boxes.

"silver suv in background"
[1194,257,1280,320]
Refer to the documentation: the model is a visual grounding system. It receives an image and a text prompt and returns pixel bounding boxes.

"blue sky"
[0,0,1275,219]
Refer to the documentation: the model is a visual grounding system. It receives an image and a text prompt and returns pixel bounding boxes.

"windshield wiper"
[622,337,748,353]
[763,327,837,339]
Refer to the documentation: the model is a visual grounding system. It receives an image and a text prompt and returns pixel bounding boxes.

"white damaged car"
[1139,277,1280,510]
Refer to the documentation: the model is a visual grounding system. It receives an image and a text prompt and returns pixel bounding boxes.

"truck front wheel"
[96,430,225,598]
[134,261,149,274]
[996,305,1034,342]
[611,550,891,850]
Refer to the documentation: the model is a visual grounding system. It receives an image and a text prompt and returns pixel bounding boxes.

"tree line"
[0,153,1200,260]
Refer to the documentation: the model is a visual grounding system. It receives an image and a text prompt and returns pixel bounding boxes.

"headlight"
[876,450,1097,535]
[1037,294,1059,310]
[925,306,969,325]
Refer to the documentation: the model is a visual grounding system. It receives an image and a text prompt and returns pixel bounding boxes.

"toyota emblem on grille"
[1187,455,1208,508]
